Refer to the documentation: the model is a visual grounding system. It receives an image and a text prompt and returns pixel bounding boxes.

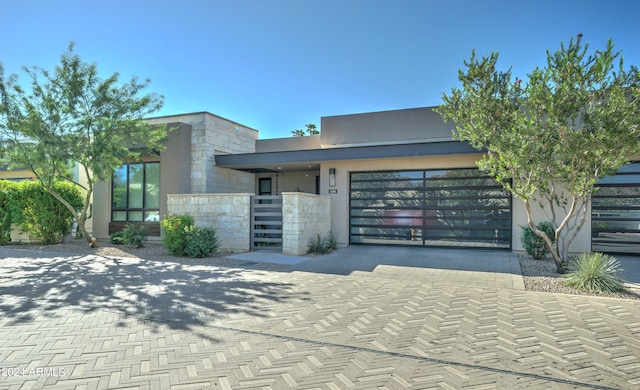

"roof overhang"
[215,141,479,172]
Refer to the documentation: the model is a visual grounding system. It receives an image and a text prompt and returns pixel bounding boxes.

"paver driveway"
[1,246,640,389]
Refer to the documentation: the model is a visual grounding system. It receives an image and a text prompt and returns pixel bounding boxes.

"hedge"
[0,180,84,244]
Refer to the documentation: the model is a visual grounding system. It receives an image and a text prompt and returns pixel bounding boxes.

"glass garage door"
[350,168,512,248]
[592,162,640,254]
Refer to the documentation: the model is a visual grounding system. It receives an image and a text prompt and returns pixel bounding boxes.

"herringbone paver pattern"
[1,247,640,389]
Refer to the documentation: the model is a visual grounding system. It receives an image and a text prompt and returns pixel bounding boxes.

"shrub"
[564,252,626,293]
[184,226,219,258]
[121,223,146,248]
[160,214,194,256]
[308,234,330,254]
[13,181,83,244]
[307,231,338,255]
[520,221,555,260]
[0,180,17,245]
[109,230,125,245]
[325,230,338,251]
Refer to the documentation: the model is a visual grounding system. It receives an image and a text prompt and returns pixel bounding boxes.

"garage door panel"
[350,168,512,249]
[592,162,640,254]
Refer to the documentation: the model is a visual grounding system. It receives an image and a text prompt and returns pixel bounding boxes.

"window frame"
[111,161,160,223]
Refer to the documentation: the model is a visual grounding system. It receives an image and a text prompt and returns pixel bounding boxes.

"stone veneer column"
[282,192,331,256]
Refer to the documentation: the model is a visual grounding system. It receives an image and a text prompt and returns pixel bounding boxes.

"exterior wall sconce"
[329,168,336,187]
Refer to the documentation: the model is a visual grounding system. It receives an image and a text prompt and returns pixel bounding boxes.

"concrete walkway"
[1,246,639,389]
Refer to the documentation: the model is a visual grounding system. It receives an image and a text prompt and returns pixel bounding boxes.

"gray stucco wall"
[320,107,455,147]
[256,136,321,152]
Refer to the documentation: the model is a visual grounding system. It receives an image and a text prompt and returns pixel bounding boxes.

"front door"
[259,178,272,195]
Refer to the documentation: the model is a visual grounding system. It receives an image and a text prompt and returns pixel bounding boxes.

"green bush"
[184,226,219,258]
[0,180,17,245]
[520,221,555,260]
[109,230,125,245]
[160,214,194,256]
[121,223,146,248]
[307,231,338,255]
[564,252,626,293]
[325,230,338,251]
[13,181,83,244]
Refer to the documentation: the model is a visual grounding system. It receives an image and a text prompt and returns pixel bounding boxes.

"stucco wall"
[255,172,319,195]
[256,136,321,152]
[167,193,251,253]
[282,192,331,255]
[511,192,591,254]
[320,107,455,148]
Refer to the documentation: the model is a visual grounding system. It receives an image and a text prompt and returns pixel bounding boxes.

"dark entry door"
[259,178,272,195]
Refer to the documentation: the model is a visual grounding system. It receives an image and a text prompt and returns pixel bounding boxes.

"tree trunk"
[524,199,566,273]
[42,184,97,248]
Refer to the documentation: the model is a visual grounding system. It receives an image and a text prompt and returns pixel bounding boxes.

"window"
[112,162,160,222]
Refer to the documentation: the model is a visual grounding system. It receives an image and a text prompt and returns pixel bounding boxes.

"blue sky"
[2,0,639,139]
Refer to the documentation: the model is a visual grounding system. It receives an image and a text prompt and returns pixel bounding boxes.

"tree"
[291,123,319,136]
[0,43,168,247]
[436,35,640,273]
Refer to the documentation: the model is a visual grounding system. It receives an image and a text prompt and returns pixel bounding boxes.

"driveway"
[1,246,640,389]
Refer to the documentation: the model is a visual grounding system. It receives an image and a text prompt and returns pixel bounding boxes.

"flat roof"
[215,141,478,172]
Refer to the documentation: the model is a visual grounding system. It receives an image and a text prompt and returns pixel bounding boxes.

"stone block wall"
[204,114,257,194]
[282,192,331,256]
[10,224,40,244]
[147,112,258,195]
[167,193,251,253]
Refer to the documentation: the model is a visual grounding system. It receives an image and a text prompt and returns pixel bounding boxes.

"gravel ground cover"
[518,253,640,300]
[5,239,639,300]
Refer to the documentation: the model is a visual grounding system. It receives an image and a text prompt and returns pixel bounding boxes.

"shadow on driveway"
[0,247,306,336]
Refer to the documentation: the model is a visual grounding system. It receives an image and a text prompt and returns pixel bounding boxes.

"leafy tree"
[291,123,319,136]
[0,43,168,246]
[437,35,640,273]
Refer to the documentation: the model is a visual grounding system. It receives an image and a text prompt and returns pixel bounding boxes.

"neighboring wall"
[167,193,252,253]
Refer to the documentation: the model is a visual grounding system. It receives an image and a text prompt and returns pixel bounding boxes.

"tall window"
[112,162,160,222]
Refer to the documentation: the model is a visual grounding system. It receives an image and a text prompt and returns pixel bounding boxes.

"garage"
[592,162,640,254]
[349,168,512,248]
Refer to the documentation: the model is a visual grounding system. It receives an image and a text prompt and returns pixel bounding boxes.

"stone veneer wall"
[201,114,257,193]
[167,193,251,253]
[282,192,331,256]
[147,113,258,194]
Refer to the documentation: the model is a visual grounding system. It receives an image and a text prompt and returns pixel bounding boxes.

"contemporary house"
[3,106,639,255]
